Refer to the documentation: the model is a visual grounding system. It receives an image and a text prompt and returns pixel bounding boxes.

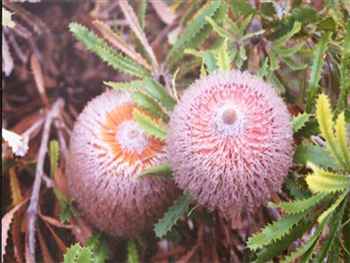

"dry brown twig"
[119,0,159,71]
[25,98,64,263]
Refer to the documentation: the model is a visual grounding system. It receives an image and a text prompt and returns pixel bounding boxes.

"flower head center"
[116,120,148,153]
[222,108,237,125]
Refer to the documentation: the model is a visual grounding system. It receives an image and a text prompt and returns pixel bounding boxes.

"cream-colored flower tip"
[66,90,179,237]
[167,70,294,219]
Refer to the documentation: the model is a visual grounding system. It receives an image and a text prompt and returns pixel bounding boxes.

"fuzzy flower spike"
[167,70,294,219]
[66,90,179,237]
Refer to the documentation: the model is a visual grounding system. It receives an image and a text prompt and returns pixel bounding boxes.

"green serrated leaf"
[281,216,330,263]
[85,234,109,263]
[215,38,231,70]
[133,109,167,140]
[281,56,307,71]
[247,212,307,251]
[273,43,304,58]
[132,92,168,121]
[336,22,350,112]
[306,163,350,193]
[127,240,139,263]
[166,0,223,66]
[317,190,348,224]
[253,220,314,263]
[143,78,176,111]
[272,193,327,215]
[154,193,192,238]
[292,113,311,133]
[306,33,332,112]
[104,80,144,90]
[314,198,347,262]
[69,23,149,78]
[206,16,231,38]
[139,163,172,178]
[273,21,302,48]
[64,244,93,263]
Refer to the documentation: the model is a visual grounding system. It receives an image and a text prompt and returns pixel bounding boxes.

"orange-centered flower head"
[167,71,294,220]
[66,90,179,237]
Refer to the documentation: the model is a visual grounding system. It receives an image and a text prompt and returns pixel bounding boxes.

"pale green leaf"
[127,240,139,263]
[154,193,192,238]
[247,212,306,251]
[306,163,350,193]
[139,163,172,178]
[306,33,332,112]
[132,92,168,121]
[133,109,167,140]
[206,16,231,38]
[143,78,176,111]
[316,94,347,169]
[294,143,337,169]
[292,113,311,133]
[104,80,144,90]
[273,43,304,58]
[215,39,231,70]
[64,244,93,263]
[335,112,350,170]
[69,23,149,78]
[137,0,147,29]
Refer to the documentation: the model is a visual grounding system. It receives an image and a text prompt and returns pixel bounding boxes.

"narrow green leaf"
[230,0,255,16]
[273,43,304,58]
[202,51,218,73]
[69,22,149,78]
[137,0,147,29]
[166,0,222,66]
[127,240,139,263]
[247,212,307,250]
[132,92,168,121]
[292,113,311,133]
[206,16,231,38]
[314,198,347,262]
[271,193,327,215]
[306,32,332,112]
[143,78,176,111]
[306,163,350,193]
[139,163,172,178]
[294,144,337,169]
[317,190,348,224]
[154,193,192,238]
[337,22,350,112]
[273,21,302,48]
[104,80,144,90]
[49,140,59,177]
[133,109,167,140]
[281,57,307,71]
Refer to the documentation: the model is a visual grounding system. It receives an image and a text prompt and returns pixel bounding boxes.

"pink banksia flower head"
[167,70,294,219]
[66,90,179,237]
